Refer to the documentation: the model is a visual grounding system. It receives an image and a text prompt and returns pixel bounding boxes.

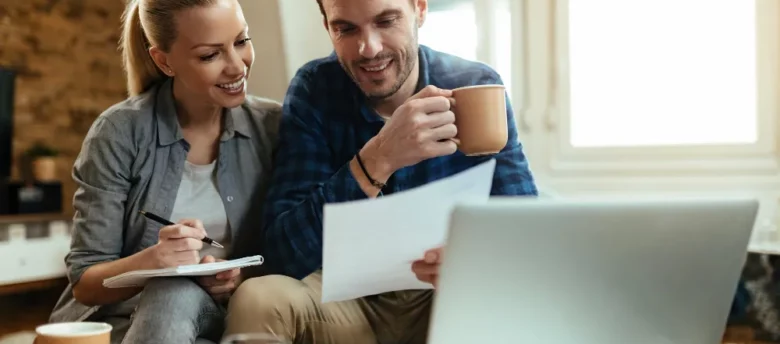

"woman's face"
[153,0,254,109]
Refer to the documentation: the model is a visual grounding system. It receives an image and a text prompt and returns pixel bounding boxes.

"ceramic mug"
[34,322,112,344]
[450,84,508,156]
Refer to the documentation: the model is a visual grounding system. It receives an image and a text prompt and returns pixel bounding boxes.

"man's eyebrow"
[374,9,403,19]
[329,18,354,28]
[329,9,404,27]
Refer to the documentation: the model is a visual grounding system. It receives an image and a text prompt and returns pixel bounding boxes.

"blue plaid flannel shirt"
[262,45,538,279]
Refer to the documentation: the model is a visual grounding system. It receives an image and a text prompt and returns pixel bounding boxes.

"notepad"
[103,255,264,288]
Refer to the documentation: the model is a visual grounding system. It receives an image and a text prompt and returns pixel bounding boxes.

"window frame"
[536,0,780,176]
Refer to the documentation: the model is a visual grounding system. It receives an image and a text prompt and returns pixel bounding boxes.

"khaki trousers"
[224,271,433,343]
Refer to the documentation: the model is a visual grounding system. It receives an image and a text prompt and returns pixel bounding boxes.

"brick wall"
[0,0,127,213]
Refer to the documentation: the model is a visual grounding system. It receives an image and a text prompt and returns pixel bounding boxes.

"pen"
[139,210,224,249]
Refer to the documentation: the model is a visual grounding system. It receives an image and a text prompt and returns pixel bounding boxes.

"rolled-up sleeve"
[65,114,134,286]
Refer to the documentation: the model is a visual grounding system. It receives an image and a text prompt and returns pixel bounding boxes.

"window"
[511,0,778,178]
[512,0,780,236]
[531,0,779,176]
[567,0,758,148]
[419,2,478,61]
[492,0,513,92]
[419,0,513,93]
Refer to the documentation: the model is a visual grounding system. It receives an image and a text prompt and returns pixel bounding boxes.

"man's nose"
[359,31,382,59]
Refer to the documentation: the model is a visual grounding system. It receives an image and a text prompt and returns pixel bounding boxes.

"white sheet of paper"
[103,255,263,288]
[321,159,496,303]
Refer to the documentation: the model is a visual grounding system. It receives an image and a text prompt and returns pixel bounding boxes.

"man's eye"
[378,18,397,26]
[337,26,356,34]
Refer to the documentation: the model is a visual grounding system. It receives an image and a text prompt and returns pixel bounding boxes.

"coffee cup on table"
[449,84,508,156]
[34,322,112,344]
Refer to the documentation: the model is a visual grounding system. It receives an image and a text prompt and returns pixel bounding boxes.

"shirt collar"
[225,105,252,141]
[155,78,252,146]
[358,45,432,124]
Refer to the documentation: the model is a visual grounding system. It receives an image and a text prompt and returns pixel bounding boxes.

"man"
[224,0,537,342]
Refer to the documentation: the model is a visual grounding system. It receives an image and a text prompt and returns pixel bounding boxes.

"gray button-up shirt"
[50,78,281,323]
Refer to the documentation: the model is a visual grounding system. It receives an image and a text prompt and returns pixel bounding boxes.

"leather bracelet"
[355,152,386,190]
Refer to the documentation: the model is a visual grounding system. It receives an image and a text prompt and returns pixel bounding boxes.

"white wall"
[240,0,333,102]
[239,0,288,101]
[278,0,334,80]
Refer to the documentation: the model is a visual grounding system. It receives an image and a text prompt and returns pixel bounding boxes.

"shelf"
[0,277,67,296]
[0,217,72,287]
[0,213,72,224]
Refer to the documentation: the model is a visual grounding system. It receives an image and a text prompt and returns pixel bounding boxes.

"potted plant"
[25,142,59,182]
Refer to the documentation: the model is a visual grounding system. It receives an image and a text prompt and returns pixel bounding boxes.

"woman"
[48,0,280,343]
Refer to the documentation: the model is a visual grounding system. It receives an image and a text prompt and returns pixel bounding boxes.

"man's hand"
[196,255,241,304]
[412,247,444,288]
[359,86,458,182]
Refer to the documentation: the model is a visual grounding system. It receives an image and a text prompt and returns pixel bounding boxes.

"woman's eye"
[199,52,218,62]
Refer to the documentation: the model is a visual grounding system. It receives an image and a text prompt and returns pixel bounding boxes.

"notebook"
[103,255,264,288]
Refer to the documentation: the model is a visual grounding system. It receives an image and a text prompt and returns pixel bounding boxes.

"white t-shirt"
[169,160,230,259]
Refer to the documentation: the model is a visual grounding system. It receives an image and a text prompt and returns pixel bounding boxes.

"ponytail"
[120,0,166,97]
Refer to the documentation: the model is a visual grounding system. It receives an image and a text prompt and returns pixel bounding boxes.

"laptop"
[426,197,759,344]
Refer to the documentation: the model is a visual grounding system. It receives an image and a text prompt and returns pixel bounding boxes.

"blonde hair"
[120,0,216,96]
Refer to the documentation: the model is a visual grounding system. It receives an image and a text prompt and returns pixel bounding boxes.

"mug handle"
[448,97,459,146]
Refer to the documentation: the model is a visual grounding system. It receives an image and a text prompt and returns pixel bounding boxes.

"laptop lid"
[427,197,758,344]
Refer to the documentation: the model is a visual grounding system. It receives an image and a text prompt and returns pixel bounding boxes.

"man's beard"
[340,27,419,102]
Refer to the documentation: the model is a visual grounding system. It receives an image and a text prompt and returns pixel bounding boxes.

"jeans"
[103,277,225,344]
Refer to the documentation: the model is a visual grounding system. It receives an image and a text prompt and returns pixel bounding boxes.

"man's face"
[321,0,426,101]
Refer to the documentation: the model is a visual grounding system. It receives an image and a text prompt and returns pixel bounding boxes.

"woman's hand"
[196,255,241,304]
[145,219,207,269]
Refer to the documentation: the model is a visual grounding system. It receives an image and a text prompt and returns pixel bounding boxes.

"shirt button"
[226,196,234,202]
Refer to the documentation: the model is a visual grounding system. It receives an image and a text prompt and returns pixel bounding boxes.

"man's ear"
[149,46,174,77]
[322,17,329,31]
[416,0,428,27]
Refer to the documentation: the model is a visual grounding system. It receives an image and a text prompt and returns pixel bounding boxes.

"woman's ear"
[149,46,174,77]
